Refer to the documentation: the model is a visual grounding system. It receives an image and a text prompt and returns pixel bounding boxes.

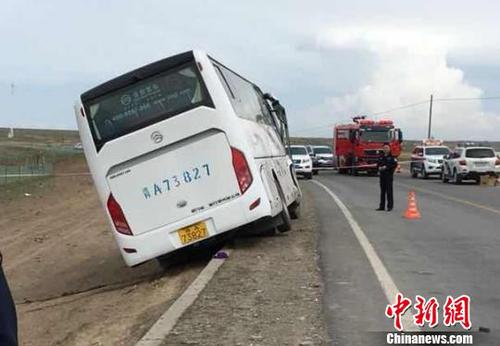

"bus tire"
[289,200,301,220]
[276,182,292,233]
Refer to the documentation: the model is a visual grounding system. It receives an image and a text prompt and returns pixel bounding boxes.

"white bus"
[76,50,301,267]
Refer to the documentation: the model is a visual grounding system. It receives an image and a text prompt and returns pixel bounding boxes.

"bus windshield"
[83,63,212,150]
[360,129,390,142]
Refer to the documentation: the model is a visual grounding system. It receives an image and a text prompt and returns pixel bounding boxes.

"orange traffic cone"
[404,191,421,219]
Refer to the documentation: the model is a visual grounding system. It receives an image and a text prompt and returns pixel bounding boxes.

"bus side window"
[253,87,277,128]
[213,65,235,99]
[214,64,263,123]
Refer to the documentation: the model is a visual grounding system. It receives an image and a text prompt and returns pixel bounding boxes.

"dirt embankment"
[1,157,204,346]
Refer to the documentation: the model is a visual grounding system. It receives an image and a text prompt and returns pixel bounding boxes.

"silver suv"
[442,146,500,184]
[410,145,450,179]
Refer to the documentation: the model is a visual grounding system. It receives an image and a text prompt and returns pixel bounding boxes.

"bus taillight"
[231,147,253,194]
[107,194,133,235]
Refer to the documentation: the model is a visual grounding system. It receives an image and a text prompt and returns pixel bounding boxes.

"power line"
[434,96,500,101]
[292,99,429,134]
[290,95,500,135]
[373,100,429,115]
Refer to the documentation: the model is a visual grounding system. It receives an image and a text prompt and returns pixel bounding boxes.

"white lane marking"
[311,180,418,332]
[135,252,229,346]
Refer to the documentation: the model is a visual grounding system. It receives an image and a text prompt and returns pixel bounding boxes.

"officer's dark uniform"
[377,153,398,211]
[0,252,18,346]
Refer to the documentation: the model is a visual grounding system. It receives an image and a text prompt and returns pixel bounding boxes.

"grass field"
[0,128,83,189]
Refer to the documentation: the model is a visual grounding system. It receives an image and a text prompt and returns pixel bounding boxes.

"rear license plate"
[475,162,488,167]
[178,221,208,245]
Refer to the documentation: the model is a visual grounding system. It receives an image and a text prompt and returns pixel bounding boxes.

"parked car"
[442,146,500,184]
[410,145,450,179]
[313,145,334,173]
[290,145,313,179]
[305,145,319,175]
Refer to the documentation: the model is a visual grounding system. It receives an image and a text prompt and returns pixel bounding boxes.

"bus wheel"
[289,200,301,220]
[276,183,292,233]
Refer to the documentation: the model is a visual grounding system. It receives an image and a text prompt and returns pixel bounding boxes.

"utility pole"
[427,94,433,139]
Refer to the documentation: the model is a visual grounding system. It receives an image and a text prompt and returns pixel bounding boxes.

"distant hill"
[0,128,498,152]
[0,127,79,145]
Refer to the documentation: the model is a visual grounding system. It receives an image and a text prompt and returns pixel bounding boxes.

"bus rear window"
[83,63,212,150]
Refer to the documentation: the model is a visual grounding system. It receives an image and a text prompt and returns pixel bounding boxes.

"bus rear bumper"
[114,193,270,267]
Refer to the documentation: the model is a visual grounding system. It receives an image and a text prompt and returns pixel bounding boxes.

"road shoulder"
[163,183,328,345]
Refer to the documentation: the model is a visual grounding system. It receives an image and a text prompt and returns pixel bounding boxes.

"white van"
[76,50,301,266]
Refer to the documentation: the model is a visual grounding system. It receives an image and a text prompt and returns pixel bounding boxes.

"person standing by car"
[376,143,398,212]
[0,252,18,346]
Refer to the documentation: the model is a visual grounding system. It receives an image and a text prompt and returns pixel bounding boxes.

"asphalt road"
[305,171,500,345]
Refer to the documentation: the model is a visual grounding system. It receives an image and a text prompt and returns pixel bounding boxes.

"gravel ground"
[164,182,328,346]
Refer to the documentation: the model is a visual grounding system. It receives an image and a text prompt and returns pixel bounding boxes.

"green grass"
[0,128,84,189]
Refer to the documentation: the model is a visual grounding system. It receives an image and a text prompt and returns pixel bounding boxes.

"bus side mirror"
[398,129,403,143]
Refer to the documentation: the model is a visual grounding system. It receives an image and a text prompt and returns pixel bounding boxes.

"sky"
[1,0,500,140]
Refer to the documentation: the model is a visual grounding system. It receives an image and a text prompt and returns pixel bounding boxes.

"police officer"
[0,252,18,346]
[376,143,398,212]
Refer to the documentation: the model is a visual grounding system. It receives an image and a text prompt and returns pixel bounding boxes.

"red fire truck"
[334,116,403,175]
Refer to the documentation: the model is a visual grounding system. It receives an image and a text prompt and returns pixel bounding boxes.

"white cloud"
[294,25,500,140]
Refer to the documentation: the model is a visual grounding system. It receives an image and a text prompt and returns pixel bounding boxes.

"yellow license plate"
[178,222,208,245]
